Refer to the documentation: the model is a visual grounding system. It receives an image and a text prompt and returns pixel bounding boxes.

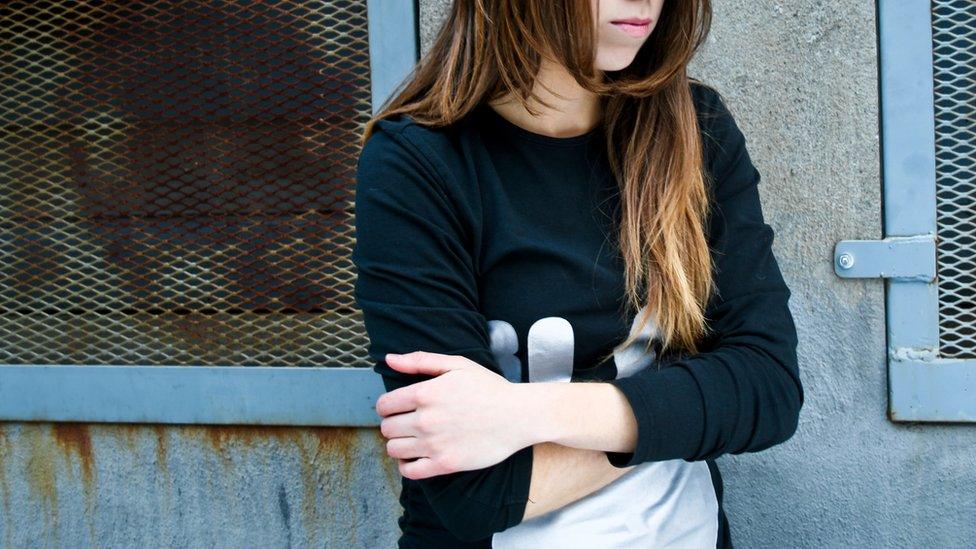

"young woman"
[352,0,803,547]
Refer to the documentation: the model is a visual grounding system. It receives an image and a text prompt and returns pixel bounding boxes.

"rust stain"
[372,428,402,495]
[25,427,59,532]
[368,426,405,533]
[0,425,11,522]
[192,425,362,544]
[51,423,95,488]
[296,439,320,545]
[153,425,169,468]
[150,425,174,505]
[299,427,359,544]
[51,423,99,545]
[11,422,378,546]
[201,424,301,450]
[112,423,141,453]
[308,427,358,473]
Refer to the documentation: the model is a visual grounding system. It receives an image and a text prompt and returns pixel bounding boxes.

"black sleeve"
[604,87,804,467]
[352,124,534,543]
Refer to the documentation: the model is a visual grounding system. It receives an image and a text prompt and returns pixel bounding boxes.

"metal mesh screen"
[932,0,976,358]
[0,1,372,366]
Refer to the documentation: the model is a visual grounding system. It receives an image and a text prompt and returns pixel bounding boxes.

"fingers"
[375,382,427,417]
[385,436,425,460]
[376,351,468,417]
[379,412,416,439]
[398,456,445,480]
[385,350,461,376]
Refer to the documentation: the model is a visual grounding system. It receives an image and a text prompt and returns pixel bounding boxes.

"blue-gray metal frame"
[367,0,419,116]
[879,0,975,422]
[0,366,384,426]
[0,0,421,426]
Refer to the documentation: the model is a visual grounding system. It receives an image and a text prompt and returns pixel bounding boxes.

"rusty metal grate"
[932,0,976,358]
[0,1,372,366]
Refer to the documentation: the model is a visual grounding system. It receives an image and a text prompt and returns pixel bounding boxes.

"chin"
[595,52,641,72]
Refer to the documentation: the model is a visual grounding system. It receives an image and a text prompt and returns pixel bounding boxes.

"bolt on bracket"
[833,234,936,282]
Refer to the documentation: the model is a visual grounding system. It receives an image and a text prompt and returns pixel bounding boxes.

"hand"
[375,351,528,480]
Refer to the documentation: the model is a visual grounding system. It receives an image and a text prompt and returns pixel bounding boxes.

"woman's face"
[591,0,665,71]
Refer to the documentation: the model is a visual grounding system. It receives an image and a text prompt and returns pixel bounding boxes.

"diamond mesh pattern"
[932,0,976,358]
[0,1,372,366]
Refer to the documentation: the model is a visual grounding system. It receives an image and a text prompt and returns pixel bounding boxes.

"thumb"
[385,351,461,376]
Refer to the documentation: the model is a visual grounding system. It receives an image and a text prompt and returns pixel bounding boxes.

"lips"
[611,18,652,25]
[611,19,652,38]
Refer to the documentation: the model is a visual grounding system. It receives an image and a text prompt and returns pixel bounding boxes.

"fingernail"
[386,353,402,360]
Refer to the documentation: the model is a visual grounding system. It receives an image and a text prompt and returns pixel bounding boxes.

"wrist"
[510,380,639,453]
[509,381,570,447]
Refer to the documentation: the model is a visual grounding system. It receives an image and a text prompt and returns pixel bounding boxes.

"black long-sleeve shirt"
[352,81,803,547]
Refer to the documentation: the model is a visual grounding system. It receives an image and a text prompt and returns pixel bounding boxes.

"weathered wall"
[421,1,976,547]
[0,423,398,548]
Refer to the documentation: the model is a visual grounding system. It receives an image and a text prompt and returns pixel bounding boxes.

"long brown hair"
[360,0,717,358]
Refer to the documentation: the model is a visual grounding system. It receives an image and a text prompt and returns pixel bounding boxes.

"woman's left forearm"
[511,381,639,453]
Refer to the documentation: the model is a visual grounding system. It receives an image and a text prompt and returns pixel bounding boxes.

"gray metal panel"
[0,365,385,425]
[368,0,419,115]
[889,358,976,422]
[833,235,936,281]
[879,0,974,421]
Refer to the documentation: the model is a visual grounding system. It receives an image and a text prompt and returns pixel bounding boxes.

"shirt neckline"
[476,103,602,148]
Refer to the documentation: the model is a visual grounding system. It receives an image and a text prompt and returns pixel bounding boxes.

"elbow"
[413,446,533,542]
[436,500,523,543]
[440,509,492,544]
[764,359,804,450]
[733,352,803,456]
[778,374,803,445]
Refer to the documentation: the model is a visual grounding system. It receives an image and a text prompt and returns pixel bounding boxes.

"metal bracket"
[833,234,936,282]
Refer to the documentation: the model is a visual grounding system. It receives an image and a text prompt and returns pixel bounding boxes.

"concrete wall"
[418,1,976,547]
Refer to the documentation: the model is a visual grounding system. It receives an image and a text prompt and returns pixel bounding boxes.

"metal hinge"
[833,234,936,282]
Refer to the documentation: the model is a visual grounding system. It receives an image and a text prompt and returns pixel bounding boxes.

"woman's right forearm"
[521,441,636,522]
